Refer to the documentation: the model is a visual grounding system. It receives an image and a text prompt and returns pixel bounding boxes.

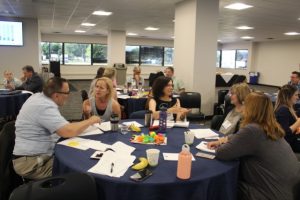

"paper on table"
[153,120,189,128]
[79,125,103,136]
[190,128,219,139]
[118,95,130,99]
[163,153,195,161]
[196,141,216,154]
[122,121,144,128]
[94,121,111,132]
[111,141,135,154]
[21,90,33,95]
[58,137,90,150]
[88,151,136,177]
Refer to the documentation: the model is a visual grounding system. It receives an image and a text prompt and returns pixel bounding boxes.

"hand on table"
[88,115,101,124]
[207,140,221,150]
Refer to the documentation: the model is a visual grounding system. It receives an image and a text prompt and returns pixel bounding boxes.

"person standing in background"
[16,65,43,93]
[164,67,185,94]
[3,70,22,90]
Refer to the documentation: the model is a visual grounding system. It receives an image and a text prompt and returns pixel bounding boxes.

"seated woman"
[127,66,144,89]
[275,84,300,152]
[83,77,121,121]
[208,92,299,200]
[218,83,251,135]
[148,76,189,120]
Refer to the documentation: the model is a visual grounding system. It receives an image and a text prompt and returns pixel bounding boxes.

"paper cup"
[146,149,160,167]
[184,131,195,145]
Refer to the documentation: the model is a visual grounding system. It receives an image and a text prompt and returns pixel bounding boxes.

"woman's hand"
[207,140,221,150]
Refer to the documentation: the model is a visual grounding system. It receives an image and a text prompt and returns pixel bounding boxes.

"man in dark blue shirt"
[16,65,43,93]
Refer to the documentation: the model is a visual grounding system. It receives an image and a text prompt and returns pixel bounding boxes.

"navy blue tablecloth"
[53,119,239,200]
[118,98,147,118]
[0,92,31,118]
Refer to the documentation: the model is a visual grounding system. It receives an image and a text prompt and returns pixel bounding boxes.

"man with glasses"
[288,71,300,91]
[164,67,185,94]
[13,77,100,180]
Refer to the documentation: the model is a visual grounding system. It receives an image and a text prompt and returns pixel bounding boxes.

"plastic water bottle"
[159,108,167,133]
[177,144,192,180]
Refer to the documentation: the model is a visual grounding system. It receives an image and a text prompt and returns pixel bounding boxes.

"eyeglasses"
[56,91,70,95]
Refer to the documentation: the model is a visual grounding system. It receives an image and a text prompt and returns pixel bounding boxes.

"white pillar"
[174,0,219,115]
[107,30,126,66]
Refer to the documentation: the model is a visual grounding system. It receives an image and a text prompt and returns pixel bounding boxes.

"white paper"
[118,95,130,99]
[163,153,195,161]
[111,141,136,154]
[87,141,111,151]
[79,125,103,136]
[196,141,216,153]
[57,137,90,150]
[21,90,33,95]
[88,151,136,177]
[153,120,189,128]
[95,121,111,132]
[153,120,174,128]
[190,128,219,139]
[122,121,144,128]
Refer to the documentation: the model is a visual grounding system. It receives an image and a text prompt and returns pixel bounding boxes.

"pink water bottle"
[177,144,192,179]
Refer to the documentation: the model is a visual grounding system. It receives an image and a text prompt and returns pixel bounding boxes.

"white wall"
[252,40,300,86]
[0,18,40,78]
[41,34,173,79]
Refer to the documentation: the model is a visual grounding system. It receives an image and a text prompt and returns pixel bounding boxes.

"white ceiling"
[0,0,300,43]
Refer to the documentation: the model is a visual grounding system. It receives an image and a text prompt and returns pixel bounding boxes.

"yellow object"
[131,157,148,170]
[67,141,79,147]
[130,123,141,132]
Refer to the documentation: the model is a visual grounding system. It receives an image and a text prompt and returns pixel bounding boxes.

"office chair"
[0,121,23,200]
[9,172,98,200]
[179,92,205,121]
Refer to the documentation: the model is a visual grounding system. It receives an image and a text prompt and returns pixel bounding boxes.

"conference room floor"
[59,80,280,123]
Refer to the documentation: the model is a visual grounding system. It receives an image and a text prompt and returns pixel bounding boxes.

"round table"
[53,119,239,200]
[0,91,31,118]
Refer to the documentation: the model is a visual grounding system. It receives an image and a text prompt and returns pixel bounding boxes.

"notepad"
[196,141,216,153]
[94,121,111,132]
[189,128,219,139]
[79,124,103,136]
[111,141,135,154]
[153,120,189,128]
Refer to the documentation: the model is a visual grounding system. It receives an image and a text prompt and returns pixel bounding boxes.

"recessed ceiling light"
[75,30,86,33]
[241,36,254,40]
[171,36,175,39]
[127,32,138,36]
[236,26,254,30]
[225,3,253,10]
[145,27,159,31]
[92,10,112,16]
[173,19,175,22]
[81,22,96,27]
[217,40,221,42]
[298,18,300,20]
[284,32,300,36]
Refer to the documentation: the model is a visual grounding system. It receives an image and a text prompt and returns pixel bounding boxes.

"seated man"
[13,77,100,180]
[288,71,300,91]
[3,70,22,90]
[164,67,185,93]
[16,65,43,93]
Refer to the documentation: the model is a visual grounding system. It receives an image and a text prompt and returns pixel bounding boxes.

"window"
[140,46,164,65]
[221,50,236,68]
[50,42,62,63]
[64,43,91,65]
[216,50,221,67]
[92,44,107,64]
[126,46,139,64]
[41,42,49,64]
[236,50,248,68]
[164,47,174,66]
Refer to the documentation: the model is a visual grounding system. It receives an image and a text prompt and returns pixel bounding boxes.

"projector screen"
[0,21,23,46]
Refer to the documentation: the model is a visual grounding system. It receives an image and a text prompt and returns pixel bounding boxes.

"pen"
[110,162,114,174]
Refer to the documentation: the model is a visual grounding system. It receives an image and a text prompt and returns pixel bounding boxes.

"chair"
[0,121,23,200]
[148,72,164,87]
[179,92,205,121]
[9,172,98,200]
[213,89,229,115]
[80,90,89,102]
[210,115,225,131]
[129,110,147,119]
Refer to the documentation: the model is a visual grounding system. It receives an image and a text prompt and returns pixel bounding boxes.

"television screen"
[0,21,23,46]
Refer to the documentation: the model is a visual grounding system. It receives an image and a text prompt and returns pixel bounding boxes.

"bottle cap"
[182,144,190,153]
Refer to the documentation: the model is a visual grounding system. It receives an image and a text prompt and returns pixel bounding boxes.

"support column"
[173,0,219,115]
[107,30,126,66]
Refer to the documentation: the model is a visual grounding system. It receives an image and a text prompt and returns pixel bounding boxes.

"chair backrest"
[179,92,201,109]
[217,90,229,105]
[9,172,98,200]
[148,72,164,87]
[0,121,23,200]
[129,110,146,119]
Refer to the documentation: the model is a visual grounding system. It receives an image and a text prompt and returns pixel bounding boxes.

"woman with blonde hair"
[82,77,121,121]
[275,84,300,152]
[218,83,251,135]
[208,92,299,200]
[127,66,144,89]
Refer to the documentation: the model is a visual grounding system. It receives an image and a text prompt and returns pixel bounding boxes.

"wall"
[41,34,173,79]
[252,39,300,86]
[0,17,40,78]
